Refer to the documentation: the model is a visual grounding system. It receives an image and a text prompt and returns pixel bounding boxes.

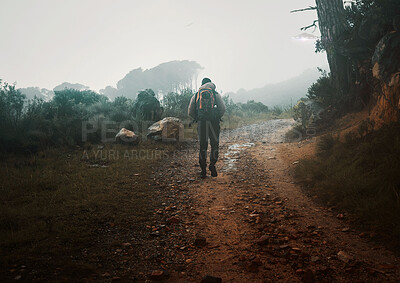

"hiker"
[188,78,226,178]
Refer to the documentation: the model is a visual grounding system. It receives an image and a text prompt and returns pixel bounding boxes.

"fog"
[0,0,327,93]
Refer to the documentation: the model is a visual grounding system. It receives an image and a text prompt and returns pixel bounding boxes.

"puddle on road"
[222,142,254,171]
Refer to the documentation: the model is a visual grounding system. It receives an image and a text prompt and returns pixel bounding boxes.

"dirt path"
[160,119,400,282]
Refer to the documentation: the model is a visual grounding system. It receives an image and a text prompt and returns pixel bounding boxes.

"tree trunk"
[315,0,349,97]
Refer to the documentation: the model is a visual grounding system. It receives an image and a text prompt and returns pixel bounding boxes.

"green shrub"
[307,70,343,109]
[271,105,283,116]
[0,81,27,151]
[163,89,193,119]
[133,89,163,122]
[0,81,163,152]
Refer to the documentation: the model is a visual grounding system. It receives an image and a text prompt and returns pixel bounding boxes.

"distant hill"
[19,82,90,101]
[18,87,54,101]
[53,82,90,91]
[101,60,202,100]
[226,68,323,107]
[19,59,202,101]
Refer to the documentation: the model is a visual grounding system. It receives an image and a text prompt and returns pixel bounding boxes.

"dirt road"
[155,119,400,282]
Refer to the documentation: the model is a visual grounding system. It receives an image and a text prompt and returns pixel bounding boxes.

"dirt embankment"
[154,119,400,282]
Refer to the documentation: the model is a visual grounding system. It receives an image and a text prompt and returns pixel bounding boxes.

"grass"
[0,142,176,280]
[295,123,400,249]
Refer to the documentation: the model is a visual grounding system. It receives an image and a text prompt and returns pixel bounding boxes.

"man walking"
[188,78,226,178]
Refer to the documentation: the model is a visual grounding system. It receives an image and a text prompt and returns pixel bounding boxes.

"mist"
[0,0,326,94]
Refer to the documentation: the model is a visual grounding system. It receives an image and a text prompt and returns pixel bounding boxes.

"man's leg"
[198,120,208,177]
[208,120,220,177]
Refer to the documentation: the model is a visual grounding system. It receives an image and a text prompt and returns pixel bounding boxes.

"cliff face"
[370,26,400,127]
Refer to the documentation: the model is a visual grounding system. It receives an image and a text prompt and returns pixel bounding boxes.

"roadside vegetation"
[1,80,292,154]
[286,0,400,251]
[295,123,400,249]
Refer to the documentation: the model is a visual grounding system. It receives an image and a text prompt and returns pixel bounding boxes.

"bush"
[0,81,27,151]
[0,80,166,153]
[162,89,193,119]
[295,123,400,248]
[133,89,163,122]
[222,95,238,116]
[292,98,324,132]
[271,105,283,116]
[0,82,25,129]
[240,100,269,115]
[307,70,343,109]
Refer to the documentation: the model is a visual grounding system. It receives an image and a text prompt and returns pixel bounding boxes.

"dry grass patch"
[295,124,400,250]
[0,142,176,279]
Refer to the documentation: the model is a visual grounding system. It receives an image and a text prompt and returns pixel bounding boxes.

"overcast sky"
[0,0,327,93]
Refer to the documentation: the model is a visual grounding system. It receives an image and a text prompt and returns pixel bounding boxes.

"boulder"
[115,128,138,143]
[372,31,400,84]
[371,27,400,125]
[147,117,184,142]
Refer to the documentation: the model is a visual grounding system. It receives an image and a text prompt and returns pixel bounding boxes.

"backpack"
[196,85,219,121]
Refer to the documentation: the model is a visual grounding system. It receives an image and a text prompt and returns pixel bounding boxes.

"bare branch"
[290,6,317,13]
[301,20,319,32]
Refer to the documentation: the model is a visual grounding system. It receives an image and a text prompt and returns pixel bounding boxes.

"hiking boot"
[200,167,207,178]
[209,165,217,177]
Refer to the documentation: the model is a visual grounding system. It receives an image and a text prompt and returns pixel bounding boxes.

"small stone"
[201,275,222,283]
[256,235,270,245]
[311,256,320,262]
[194,237,208,247]
[378,263,395,270]
[341,227,350,232]
[167,216,180,224]
[337,251,352,263]
[336,213,344,219]
[150,270,164,281]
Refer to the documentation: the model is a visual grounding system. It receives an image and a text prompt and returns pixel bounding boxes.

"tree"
[315,0,350,97]
[0,80,26,131]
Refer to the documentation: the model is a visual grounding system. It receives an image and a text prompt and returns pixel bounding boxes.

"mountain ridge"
[226,68,324,107]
